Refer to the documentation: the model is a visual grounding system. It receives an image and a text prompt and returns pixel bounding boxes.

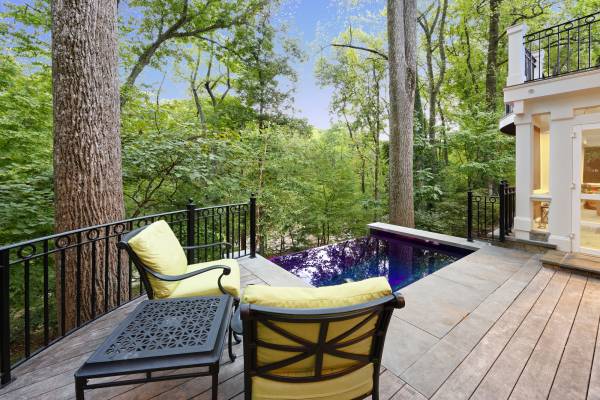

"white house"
[501,12,600,255]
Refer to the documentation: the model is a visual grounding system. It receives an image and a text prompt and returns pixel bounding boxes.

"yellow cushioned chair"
[118,220,241,300]
[118,220,242,361]
[240,278,404,400]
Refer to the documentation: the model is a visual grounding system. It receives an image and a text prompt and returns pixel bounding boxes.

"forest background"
[1,0,598,256]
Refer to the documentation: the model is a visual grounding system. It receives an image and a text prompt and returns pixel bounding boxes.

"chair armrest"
[142,264,231,282]
[181,242,232,250]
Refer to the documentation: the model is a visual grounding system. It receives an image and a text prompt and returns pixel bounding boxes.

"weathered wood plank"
[400,257,541,398]
[365,369,406,400]
[391,384,428,400]
[587,280,600,400]
[509,274,586,400]
[190,372,245,400]
[137,354,245,400]
[431,267,555,400]
[470,271,570,400]
[549,278,600,400]
[11,298,143,377]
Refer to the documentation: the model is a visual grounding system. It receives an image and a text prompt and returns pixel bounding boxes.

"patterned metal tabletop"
[88,296,229,363]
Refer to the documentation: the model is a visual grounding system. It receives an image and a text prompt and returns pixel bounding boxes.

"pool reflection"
[270,232,471,291]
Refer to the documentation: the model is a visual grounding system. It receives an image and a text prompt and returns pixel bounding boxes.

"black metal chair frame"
[240,291,405,400]
[117,224,242,360]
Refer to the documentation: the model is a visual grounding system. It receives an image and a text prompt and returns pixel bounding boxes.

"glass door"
[573,125,600,255]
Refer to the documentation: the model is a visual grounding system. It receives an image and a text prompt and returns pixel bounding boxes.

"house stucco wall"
[508,86,600,251]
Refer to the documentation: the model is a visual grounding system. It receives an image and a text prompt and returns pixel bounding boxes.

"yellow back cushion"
[242,277,392,308]
[128,220,188,298]
[243,277,392,377]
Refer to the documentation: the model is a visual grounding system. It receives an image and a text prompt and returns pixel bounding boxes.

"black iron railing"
[524,11,600,82]
[467,181,515,242]
[0,196,256,387]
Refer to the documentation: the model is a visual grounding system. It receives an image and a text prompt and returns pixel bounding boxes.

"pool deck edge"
[368,222,487,252]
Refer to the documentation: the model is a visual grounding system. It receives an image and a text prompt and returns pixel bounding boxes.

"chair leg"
[231,298,242,344]
[372,368,380,400]
[211,365,219,400]
[74,377,86,400]
[228,326,236,362]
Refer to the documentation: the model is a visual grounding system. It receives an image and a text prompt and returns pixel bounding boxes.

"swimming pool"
[270,231,472,290]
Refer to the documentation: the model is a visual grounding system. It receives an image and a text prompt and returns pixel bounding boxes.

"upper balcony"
[501,12,600,134]
[507,12,600,87]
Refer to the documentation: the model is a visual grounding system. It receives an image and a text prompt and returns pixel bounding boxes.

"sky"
[3,0,386,129]
[134,0,386,130]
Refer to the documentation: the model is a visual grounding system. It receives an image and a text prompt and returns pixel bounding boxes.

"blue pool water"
[270,231,472,291]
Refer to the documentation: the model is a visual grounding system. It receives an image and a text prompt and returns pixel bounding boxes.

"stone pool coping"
[368,222,487,252]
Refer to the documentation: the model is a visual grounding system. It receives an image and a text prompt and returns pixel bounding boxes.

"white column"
[514,118,532,240]
[548,115,574,251]
[507,24,528,86]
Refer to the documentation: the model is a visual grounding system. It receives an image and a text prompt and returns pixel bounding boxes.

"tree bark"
[387,0,417,227]
[52,0,125,331]
[485,0,502,110]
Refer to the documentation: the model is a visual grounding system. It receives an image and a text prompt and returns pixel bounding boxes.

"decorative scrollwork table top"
[88,296,229,363]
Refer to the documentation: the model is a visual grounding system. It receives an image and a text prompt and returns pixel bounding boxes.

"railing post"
[499,181,507,242]
[467,189,473,242]
[0,249,12,387]
[250,194,257,258]
[186,199,196,263]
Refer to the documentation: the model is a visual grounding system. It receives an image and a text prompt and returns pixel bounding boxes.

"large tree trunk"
[485,0,502,110]
[52,0,125,332]
[387,0,417,227]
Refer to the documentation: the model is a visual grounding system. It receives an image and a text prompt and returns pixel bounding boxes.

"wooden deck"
[2,248,600,399]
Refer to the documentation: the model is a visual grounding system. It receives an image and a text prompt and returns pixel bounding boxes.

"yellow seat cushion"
[128,220,187,298]
[251,363,373,400]
[169,258,241,299]
[242,277,392,308]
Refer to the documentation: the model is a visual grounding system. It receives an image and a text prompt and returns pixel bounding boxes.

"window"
[532,114,550,194]
[582,129,600,194]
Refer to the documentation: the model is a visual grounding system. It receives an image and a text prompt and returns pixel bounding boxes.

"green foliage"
[447,109,515,189]
[0,55,53,244]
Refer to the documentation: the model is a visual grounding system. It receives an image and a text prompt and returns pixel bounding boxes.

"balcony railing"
[524,11,600,82]
[0,196,256,387]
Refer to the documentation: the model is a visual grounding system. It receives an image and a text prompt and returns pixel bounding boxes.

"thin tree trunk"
[387,0,417,227]
[373,64,381,220]
[190,48,206,125]
[437,99,449,166]
[361,159,366,194]
[486,0,502,110]
[52,0,125,331]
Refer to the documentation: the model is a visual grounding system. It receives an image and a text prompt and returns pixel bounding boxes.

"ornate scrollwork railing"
[0,196,256,387]
[524,11,600,82]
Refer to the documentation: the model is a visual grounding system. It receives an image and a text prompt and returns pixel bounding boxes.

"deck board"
[431,267,555,400]
[470,271,570,400]
[548,278,600,400]
[508,274,586,400]
[5,250,600,400]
